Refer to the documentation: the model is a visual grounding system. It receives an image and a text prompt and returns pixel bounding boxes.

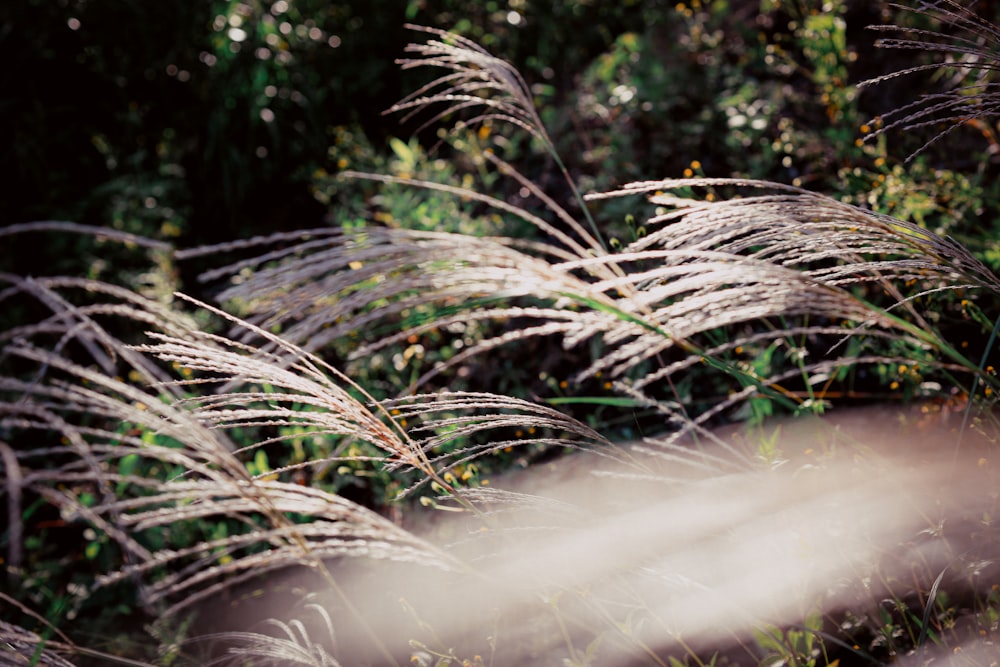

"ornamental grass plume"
[4,2,1000,665]
[201,175,1000,446]
[861,0,1000,159]
[0,617,77,667]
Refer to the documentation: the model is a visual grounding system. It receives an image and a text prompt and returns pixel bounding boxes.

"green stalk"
[956,311,1000,460]
[562,292,803,412]
[542,137,608,253]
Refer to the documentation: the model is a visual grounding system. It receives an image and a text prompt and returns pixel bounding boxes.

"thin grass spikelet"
[387,24,549,147]
[861,0,1000,160]
[192,601,342,667]
[382,24,607,249]
[0,621,79,667]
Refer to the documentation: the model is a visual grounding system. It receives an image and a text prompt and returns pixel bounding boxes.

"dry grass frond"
[860,0,1000,159]
[196,603,341,666]
[0,280,459,665]
[0,620,78,667]
[379,391,642,495]
[2,332,267,613]
[593,177,1000,307]
[0,274,200,393]
[133,321,419,471]
[189,225,615,359]
[134,307,641,498]
[0,593,87,667]
[387,24,548,147]
[2,343,237,472]
[194,174,999,438]
[0,221,173,252]
[200,632,340,667]
[0,441,22,577]
[593,178,1000,293]
[0,591,162,666]
[382,24,606,248]
[93,479,457,617]
[578,177,1000,408]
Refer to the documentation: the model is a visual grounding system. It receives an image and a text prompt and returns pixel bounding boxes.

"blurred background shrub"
[1,0,659,248]
[6,0,999,269]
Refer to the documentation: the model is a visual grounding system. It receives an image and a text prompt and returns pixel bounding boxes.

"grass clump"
[3,2,1000,665]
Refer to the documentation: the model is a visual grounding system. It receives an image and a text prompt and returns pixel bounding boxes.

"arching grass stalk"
[340,171,607,266]
[1,277,464,667]
[132,300,515,664]
[165,294,498,528]
[861,0,1000,162]
[1,583,158,666]
[388,24,607,251]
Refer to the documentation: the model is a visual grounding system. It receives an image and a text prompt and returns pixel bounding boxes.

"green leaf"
[252,449,270,476]
[389,137,418,172]
[546,396,642,407]
[753,625,786,654]
[118,453,139,478]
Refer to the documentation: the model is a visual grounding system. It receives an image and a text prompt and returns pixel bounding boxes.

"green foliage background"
[6,0,1000,271]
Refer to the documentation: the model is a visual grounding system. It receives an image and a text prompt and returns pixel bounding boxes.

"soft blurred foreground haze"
[300,405,1000,664]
